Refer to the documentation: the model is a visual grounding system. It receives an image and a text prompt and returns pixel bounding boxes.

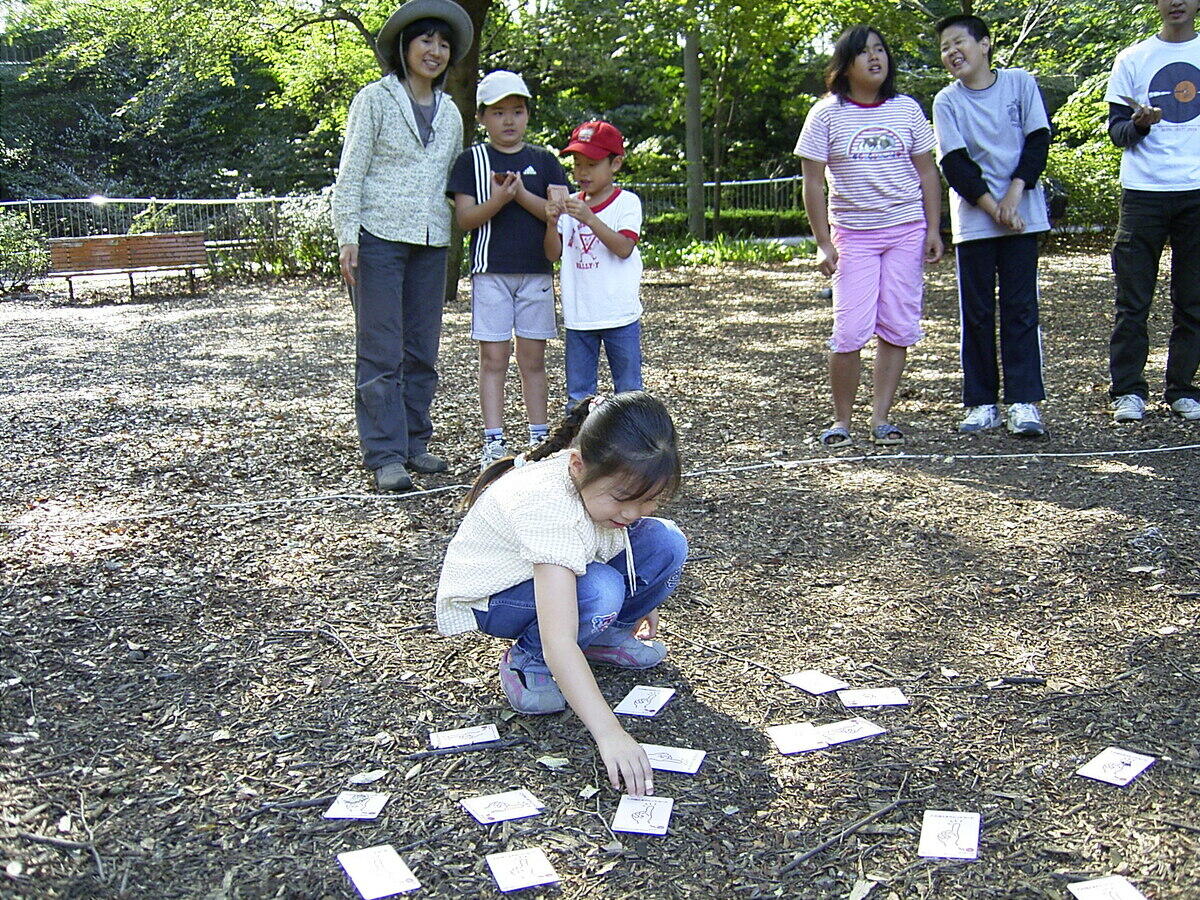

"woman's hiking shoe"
[583,633,668,669]
[1112,394,1146,423]
[406,451,448,474]
[958,404,1000,433]
[1006,402,1046,437]
[498,649,566,714]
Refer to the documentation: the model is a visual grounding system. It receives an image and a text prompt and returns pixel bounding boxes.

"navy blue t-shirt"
[447,143,568,275]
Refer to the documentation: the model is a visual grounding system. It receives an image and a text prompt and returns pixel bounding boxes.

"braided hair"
[461,391,681,511]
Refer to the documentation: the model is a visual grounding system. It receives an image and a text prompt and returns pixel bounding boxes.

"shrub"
[128,201,180,234]
[0,211,49,292]
[279,189,338,276]
[642,234,811,268]
[646,208,810,239]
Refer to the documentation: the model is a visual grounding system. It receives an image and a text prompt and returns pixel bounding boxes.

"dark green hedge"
[646,208,810,239]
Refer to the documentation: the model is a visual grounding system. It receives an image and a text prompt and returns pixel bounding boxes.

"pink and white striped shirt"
[795,94,935,231]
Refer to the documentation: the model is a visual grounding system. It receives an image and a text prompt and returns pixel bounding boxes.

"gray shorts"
[471,273,557,342]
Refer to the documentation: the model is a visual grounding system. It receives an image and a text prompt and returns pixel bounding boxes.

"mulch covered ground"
[1,242,1197,899]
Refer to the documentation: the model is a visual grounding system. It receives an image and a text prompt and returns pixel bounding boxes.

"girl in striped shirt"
[796,25,943,448]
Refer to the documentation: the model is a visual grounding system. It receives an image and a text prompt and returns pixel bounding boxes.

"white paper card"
[337,845,420,899]
[460,790,544,824]
[766,722,829,755]
[485,848,560,892]
[1076,747,1156,786]
[1067,875,1148,900]
[547,184,570,205]
[429,724,500,749]
[781,670,850,694]
[324,791,390,820]
[614,685,675,717]
[917,810,980,859]
[640,743,706,773]
[611,795,674,835]
[837,687,909,708]
[813,717,886,746]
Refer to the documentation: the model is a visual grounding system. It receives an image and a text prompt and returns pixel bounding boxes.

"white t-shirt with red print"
[557,187,643,330]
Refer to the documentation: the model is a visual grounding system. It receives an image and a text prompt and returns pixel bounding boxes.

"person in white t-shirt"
[544,121,644,412]
[797,25,943,448]
[1105,0,1200,423]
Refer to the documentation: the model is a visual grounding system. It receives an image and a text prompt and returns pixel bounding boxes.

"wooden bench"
[49,232,208,301]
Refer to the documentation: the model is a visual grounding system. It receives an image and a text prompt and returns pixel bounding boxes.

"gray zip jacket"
[331,74,463,248]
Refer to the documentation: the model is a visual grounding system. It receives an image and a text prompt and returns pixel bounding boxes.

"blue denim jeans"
[473,517,687,675]
[350,229,447,470]
[564,320,643,411]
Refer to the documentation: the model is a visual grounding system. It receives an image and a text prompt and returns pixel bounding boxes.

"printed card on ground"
[324,791,390,820]
[611,795,674,836]
[614,685,675,717]
[1067,875,1148,900]
[917,810,980,860]
[813,717,887,746]
[429,724,500,749]
[781,670,850,694]
[485,848,560,892]
[337,845,420,899]
[1076,746,1156,786]
[837,687,909,708]
[640,743,706,774]
[766,722,829,755]
[460,789,544,824]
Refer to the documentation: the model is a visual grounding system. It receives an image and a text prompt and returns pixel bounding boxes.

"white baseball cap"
[477,70,531,107]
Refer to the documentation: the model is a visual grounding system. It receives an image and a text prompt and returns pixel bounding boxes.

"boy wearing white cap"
[447,70,570,469]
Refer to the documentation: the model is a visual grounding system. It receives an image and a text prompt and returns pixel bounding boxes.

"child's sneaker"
[1112,394,1146,422]
[1170,397,1200,420]
[480,437,509,471]
[498,649,566,714]
[1006,402,1045,437]
[583,632,667,669]
[958,404,1000,433]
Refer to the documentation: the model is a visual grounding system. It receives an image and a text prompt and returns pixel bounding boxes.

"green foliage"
[1046,72,1121,228]
[642,234,810,269]
[127,201,179,234]
[279,190,339,276]
[0,211,50,291]
[647,208,810,239]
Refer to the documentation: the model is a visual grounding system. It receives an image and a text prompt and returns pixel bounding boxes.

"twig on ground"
[395,824,456,852]
[780,799,915,873]
[239,794,338,822]
[672,633,781,677]
[16,831,95,851]
[401,737,527,760]
[76,792,104,881]
[277,625,367,667]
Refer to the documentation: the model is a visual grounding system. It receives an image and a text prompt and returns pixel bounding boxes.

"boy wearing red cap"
[544,121,645,411]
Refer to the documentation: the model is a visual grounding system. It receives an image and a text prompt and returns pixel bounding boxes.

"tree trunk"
[442,0,492,305]
[683,27,705,240]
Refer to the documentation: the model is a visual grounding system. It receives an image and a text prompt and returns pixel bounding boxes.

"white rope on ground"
[5,443,1198,531]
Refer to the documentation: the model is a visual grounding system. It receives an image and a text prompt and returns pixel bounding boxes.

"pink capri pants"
[829,220,926,353]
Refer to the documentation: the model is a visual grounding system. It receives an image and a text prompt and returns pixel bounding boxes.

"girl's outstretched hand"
[596,728,654,797]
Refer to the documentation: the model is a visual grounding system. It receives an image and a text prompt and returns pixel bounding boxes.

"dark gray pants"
[351,229,447,471]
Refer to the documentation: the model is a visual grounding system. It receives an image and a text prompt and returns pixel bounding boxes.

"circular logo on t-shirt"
[1148,61,1200,122]
[847,126,906,160]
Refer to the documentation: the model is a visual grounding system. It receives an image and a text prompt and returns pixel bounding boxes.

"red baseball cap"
[562,120,625,159]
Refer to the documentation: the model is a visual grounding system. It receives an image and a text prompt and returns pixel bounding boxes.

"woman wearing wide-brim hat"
[331,0,474,492]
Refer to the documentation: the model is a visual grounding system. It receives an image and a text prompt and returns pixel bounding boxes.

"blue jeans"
[473,517,687,675]
[564,321,643,411]
[350,229,447,470]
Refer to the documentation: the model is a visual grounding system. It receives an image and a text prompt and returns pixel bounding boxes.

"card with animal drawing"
[766,722,829,755]
[337,845,420,898]
[813,717,886,746]
[611,795,674,836]
[485,848,560,892]
[1067,875,1148,900]
[640,743,706,774]
[323,791,390,820]
[917,810,980,860]
[429,724,500,749]
[1076,746,1155,786]
[781,670,850,694]
[836,687,909,708]
[614,685,675,717]
[460,789,544,824]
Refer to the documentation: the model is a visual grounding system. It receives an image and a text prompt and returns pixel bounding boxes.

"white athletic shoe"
[1170,398,1200,421]
[958,404,1001,433]
[1112,394,1146,423]
[480,437,509,471]
[1006,402,1046,437]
